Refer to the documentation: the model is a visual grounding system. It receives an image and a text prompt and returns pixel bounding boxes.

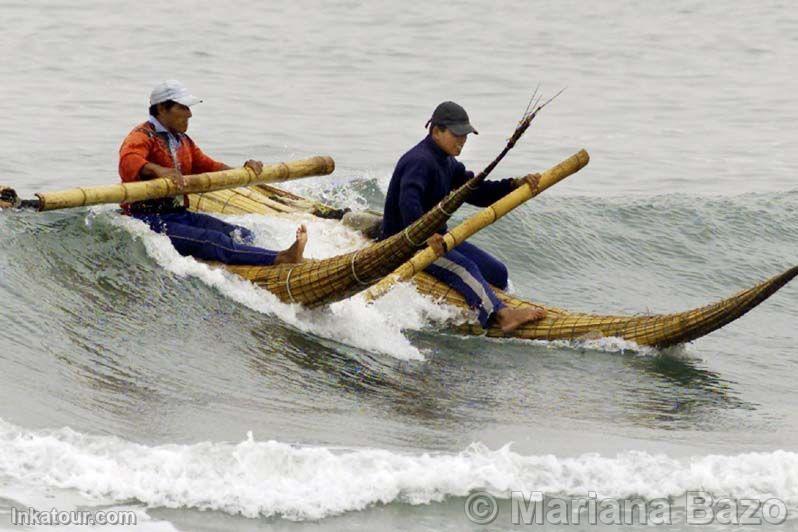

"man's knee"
[470,250,508,289]
[492,262,509,290]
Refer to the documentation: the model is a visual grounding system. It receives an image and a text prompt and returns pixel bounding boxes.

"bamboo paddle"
[9,156,335,211]
[363,149,589,301]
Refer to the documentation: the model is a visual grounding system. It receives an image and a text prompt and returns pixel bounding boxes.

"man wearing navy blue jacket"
[381,101,546,333]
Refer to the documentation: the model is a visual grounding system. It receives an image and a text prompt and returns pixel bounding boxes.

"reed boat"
[190,182,797,348]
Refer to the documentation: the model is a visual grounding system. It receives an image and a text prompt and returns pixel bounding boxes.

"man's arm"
[187,138,227,174]
[119,131,154,183]
[215,160,263,174]
[140,162,186,186]
[187,138,263,176]
[118,130,189,188]
[451,160,516,207]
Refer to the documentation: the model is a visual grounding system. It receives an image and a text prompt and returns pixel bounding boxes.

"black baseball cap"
[425,101,479,136]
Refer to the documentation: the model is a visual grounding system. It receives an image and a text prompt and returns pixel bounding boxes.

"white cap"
[149,80,202,107]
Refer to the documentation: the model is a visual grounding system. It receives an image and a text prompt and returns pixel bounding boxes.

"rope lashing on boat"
[437,201,455,216]
[350,249,370,285]
[403,226,424,247]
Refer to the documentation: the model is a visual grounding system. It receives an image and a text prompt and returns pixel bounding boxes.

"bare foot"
[274,224,308,265]
[493,306,547,333]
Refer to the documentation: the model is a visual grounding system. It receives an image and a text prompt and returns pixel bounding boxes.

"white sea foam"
[112,212,464,361]
[547,336,659,357]
[477,333,662,357]
[0,419,796,522]
[288,177,375,212]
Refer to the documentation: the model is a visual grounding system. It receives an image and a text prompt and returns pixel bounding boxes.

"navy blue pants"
[134,210,279,266]
[426,241,507,327]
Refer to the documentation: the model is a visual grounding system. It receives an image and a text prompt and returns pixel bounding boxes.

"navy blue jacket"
[380,135,516,239]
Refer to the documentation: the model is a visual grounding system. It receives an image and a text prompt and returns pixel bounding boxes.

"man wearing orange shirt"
[119,80,306,265]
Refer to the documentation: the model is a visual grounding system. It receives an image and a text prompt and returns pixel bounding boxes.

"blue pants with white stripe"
[426,241,507,327]
[134,210,279,265]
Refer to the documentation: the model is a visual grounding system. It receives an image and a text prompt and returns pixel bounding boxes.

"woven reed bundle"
[190,186,298,215]
[190,184,346,219]
[415,266,798,347]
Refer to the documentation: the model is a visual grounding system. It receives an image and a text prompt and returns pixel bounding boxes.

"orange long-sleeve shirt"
[118,121,225,214]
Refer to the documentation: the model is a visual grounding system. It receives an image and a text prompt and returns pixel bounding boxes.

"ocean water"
[0,1,796,530]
